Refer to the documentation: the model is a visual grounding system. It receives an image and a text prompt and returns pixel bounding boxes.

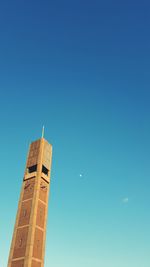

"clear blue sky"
[1,1,150,266]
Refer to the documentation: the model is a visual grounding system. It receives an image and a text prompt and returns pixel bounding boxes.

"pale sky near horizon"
[0,1,150,266]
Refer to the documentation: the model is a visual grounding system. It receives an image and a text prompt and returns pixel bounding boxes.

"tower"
[8,137,52,267]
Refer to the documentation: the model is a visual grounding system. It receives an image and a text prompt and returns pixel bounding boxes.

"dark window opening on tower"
[27,165,37,173]
[42,165,49,176]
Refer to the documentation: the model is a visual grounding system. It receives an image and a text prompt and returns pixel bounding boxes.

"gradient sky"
[1,1,150,266]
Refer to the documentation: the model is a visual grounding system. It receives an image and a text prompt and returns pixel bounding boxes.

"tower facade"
[8,137,52,267]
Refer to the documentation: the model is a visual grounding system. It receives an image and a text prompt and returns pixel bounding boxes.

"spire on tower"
[42,125,45,138]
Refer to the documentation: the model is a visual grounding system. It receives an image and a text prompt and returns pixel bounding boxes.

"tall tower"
[8,137,52,267]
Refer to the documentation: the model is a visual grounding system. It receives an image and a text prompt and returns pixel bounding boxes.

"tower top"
[26,137,52,174]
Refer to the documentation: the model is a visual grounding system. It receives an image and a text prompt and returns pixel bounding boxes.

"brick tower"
[8,137,52,267]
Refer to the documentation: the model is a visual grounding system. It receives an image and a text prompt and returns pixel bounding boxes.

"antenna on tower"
[42,125,45,138]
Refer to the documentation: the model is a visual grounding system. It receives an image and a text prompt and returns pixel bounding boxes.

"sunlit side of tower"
[8,137,52,267]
